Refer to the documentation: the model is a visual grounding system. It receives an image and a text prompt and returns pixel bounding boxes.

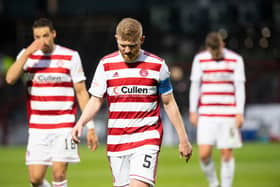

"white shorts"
[197,117,242,149]
[26,128,80,165]
[108,149,159,187]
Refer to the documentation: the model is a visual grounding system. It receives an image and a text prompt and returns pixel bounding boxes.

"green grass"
[0,143,280,187]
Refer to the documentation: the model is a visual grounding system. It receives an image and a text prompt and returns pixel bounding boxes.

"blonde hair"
[116,18,143,41]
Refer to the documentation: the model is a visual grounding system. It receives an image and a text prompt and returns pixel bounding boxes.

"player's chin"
[124,57,132,62]
[42,46,51,53]
[124,55,136,62]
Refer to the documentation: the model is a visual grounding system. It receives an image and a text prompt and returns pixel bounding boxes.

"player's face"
[116,35,144,62]
[33,27,56,54]
[209,41,225,60]
[209,47,223,60]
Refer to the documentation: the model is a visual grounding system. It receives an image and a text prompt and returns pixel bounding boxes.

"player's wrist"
[179,138,190,145]
[86,121,95,129]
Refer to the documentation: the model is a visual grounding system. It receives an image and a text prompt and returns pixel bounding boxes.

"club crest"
[139,69,148,77]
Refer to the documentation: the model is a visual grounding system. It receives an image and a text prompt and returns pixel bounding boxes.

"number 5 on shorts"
[143,154,152,168]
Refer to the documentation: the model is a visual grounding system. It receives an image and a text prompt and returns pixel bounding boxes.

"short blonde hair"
[116,18,143,41]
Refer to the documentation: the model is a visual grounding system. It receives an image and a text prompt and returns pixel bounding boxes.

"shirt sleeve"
[234,81,245,114]
[88,60,107,97]
[158,60,173,95]
[189,55,202,112]
[189,81,201,112]
[234,56,246,113]
[70,51,86,83]
[234,56,246,82]
[190,55,202,81]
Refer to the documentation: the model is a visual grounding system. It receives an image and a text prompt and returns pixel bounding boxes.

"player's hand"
[179,141,192,163]
[71,123,83,143]
[235,114,244,128]
[25,39,44,55]
[189,112,198,127]
[87,129,98,152]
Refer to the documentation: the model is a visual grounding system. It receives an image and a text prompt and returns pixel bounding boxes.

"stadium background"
[0,0,279,186]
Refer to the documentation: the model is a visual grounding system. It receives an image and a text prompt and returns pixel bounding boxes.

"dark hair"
[205,32,223,50]
[33,18,55,31]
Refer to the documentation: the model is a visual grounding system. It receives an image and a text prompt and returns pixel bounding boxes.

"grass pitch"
[0,143,279,187]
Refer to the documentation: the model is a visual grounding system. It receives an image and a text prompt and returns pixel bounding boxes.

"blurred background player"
[72,17,192,187]
[189,32,246,187]
[5,18,97,187]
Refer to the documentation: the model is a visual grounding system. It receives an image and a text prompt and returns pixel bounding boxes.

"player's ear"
[52,30,57,39]
[114,34,119,41]
[221,41,225,48]
[140,35,145,44]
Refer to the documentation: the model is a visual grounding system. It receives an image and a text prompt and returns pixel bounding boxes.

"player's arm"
[189,81,201,126]
[161,93,192,162]
[75,58,106,150]
[72,95,103,145]
[234,81,245,128]
[158,60,191,161]
[74,81,89,109]
[73,81,98,151]
[234,56,246,128]
[6,40,44,85]
[189,55,202,126]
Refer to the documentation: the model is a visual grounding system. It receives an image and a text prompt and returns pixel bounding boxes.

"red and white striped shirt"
[89,50,172,156]
[190,48,246,118]
[18,45,86,129]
